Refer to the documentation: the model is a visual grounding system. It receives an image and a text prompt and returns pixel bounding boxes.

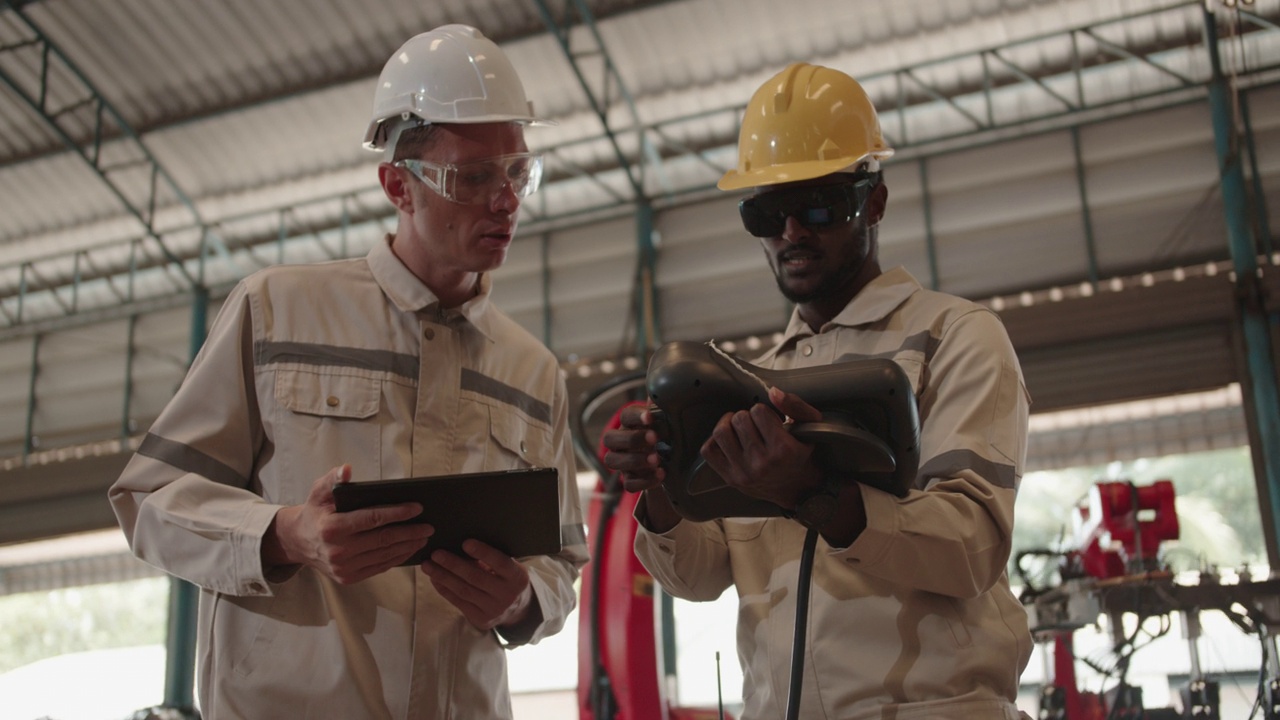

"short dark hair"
[392,123,444,163]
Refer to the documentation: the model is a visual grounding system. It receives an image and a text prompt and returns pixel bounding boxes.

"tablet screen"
[332,467,561,564]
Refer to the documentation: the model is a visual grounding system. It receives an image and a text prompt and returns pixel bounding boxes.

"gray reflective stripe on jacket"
[110,237,587,719]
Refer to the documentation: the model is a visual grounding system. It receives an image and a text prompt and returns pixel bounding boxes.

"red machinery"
[1067,480,1180,581]
[576,402,732,720]
[1031,480,1181,720]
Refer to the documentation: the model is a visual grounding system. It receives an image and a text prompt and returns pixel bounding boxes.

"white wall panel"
[654,195,782,344]
[540,217,638,357]
[130,305,201,430]
[939,211,1093,297]
[1090,189,1227,271]
[655,198,761,286]
[1082,104,1229,273]
[30,321,129,448]
[877,163,933,287]
[1246,85,1280,246]
[660,270,788,344]
[549,293,635,360]
[0,337,34,457]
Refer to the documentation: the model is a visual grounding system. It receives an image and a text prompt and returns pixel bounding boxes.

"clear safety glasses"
[737,173,880,238]
[395,152,545,205]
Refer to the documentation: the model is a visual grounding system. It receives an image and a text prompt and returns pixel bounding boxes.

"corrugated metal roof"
[0,0,1276,326]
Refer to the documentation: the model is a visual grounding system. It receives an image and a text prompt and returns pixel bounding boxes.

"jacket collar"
[771,266,920,347]
[367,235,496,341]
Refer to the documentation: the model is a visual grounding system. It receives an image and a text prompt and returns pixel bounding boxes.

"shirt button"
[248,581,265,593]
[424,328,435,340]
[519,440,527,454]
[326,396,339,407]
[802,345,813,357]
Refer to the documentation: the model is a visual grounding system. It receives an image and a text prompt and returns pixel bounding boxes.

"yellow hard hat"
[718,63,894,191]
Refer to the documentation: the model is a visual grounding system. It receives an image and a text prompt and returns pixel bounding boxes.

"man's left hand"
[701,385,826,508]
[422,540,534,632]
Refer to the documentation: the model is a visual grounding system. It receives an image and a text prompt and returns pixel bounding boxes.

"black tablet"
[331,467,562,564]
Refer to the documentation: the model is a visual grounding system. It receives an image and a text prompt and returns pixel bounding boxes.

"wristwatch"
[792,484,839,531]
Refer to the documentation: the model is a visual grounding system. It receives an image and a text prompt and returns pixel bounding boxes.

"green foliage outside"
[0,576,168,674]
[1012,446,1266,588]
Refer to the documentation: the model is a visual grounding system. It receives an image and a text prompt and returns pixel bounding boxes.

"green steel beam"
[3,2,1280,337]
[22,333,38,463]
[163,578,199,709]
[531,0,662,357]
[634,201,658,355]
[531,0,648,199]
[1203,7,1280,564]
[162,284,210,709]
[0,0,697,170]
[919,157,940,292]
[1241,91,1274,257]
[121,314,136,442]
[0,1,202,288]
[7,3,1280,333]
[1071,126,1102,288]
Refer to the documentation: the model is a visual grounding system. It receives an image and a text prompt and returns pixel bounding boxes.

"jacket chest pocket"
[274,370,383,500]
[484,402,555,471]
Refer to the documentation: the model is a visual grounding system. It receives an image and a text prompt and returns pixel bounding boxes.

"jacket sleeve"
[502,372,590,646]
[632,509,736,603]
[833,308,1029,598]
[107,283,281,597]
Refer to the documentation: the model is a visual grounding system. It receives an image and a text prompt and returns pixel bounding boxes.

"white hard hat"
[363,24,547,152]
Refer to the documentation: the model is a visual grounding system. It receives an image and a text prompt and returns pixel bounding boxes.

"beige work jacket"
[636,267,1033,720]
[110,238,588,719]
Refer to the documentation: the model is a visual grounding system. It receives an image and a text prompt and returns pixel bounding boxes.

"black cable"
[1099,600,1171,720]
[1246,612,1276,720]
[717,651,726,720]
[1015,548,1066,602]
[784,527,821,720]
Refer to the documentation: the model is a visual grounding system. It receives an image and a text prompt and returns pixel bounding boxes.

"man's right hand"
[600,404,666,492]
[600,404,682,532]
[262,464,433,584]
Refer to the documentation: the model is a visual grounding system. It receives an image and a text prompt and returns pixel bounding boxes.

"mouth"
[478,228,514,245]
[779,248,821,273]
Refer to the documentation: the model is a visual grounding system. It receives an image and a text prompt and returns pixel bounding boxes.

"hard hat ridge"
[718,62,894,191]
[362,24,550,153]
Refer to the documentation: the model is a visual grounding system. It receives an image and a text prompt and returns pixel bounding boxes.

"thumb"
[768,386,823,423]
[308,464,351,507]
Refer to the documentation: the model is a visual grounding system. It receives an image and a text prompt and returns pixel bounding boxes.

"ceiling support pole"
[1204,7,1280,564]
[162,285,208,710]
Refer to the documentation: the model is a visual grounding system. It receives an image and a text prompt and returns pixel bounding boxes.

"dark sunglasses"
[737,173,880,238]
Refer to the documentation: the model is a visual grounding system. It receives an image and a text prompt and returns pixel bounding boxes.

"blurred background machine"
[1020,479,1280,719]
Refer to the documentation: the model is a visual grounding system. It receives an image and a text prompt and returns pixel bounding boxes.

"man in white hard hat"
[110,25,587,719]
[603,63,1033,719]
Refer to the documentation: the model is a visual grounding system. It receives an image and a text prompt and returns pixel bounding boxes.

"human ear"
[864,181,888,227]
[378,163,414,213]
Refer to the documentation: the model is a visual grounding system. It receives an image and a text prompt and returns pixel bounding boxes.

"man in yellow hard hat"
[604,63,1033,719]
[110,25,587,719]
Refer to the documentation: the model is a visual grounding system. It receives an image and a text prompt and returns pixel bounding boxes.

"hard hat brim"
[362,115,557,152]
[717,151,893,192]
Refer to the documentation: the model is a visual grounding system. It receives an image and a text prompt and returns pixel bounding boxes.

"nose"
[779,215,811,243]
[491,181,520,213]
